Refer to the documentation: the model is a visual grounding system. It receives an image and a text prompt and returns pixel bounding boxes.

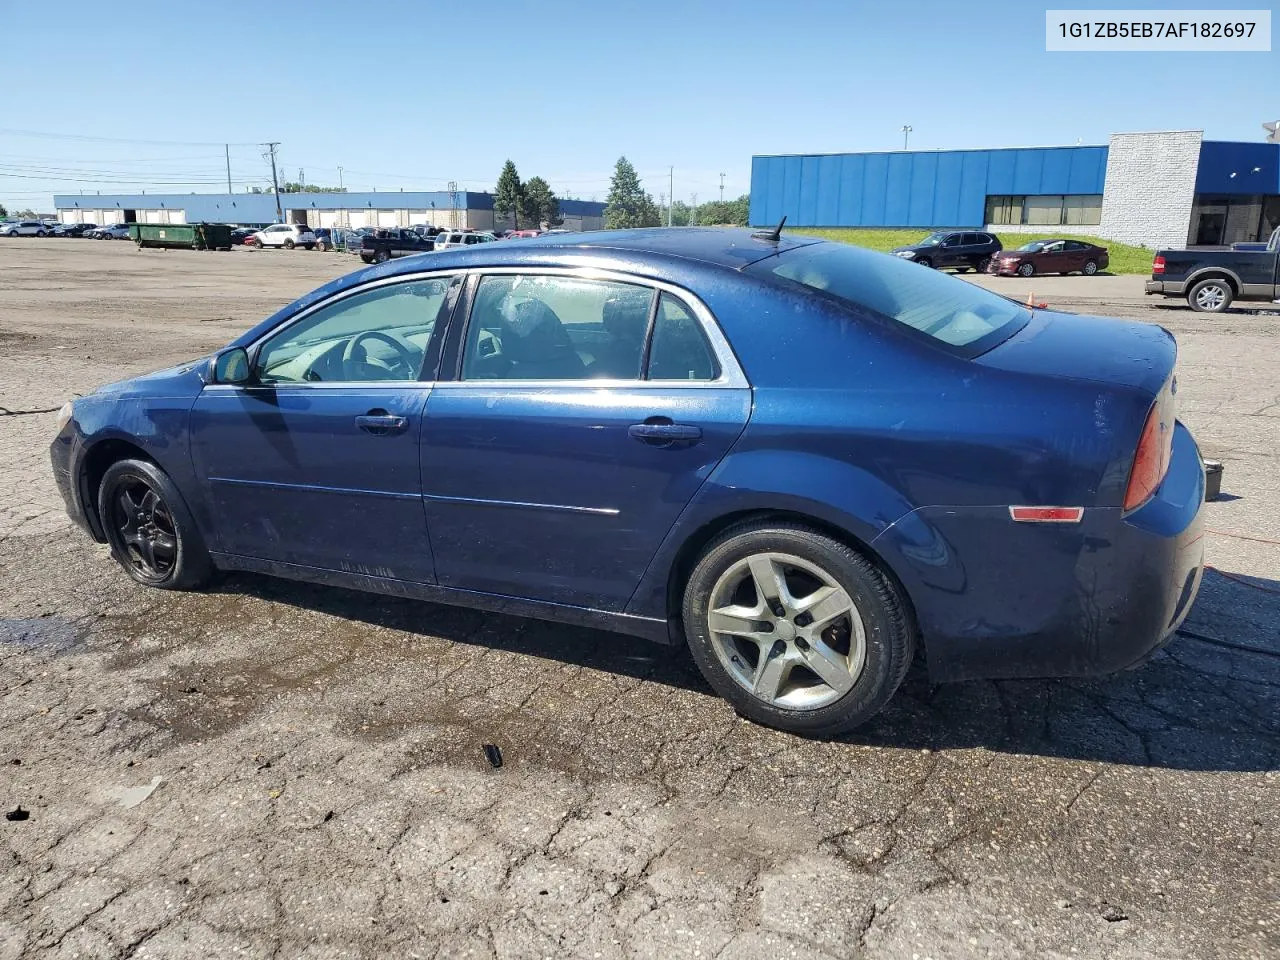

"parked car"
[93,224,132,240]
[987,239,1109,277]
[432,230,497,251]
[51,222,97,237]
[505,229,543,240]
[891,231,1001,272]
[250,224,317,250]
[1146,225,1280,313]
[49,228,1205,736]
[1,220,50,237]
[312,228,336,252]
[229,227,261,245]
[359,228,435,263]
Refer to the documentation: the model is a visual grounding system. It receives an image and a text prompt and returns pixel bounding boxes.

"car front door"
[937,234,964,268]
[420,270,752,612]
[189,273,462,582]
[1038,241,1069,273]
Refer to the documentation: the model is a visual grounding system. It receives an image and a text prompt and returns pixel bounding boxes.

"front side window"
[461,275,653,381]
[255,276,457,384]
[750,243,1028,352]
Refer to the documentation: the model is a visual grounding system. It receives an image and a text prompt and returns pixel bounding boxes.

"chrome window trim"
[445,265,749,390]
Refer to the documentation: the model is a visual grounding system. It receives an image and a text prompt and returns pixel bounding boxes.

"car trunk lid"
[974,308,1175,397]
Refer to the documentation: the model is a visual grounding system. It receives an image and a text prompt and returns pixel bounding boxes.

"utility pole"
[691,193,697,226]
[298,168,305,189]
[668,167,674,227]
[902,125,913,150]
[719,173,725,203]
[225,144,232,194]
[264,142,282,222]
[337,166,344,190]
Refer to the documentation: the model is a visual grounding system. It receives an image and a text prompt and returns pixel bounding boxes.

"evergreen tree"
[494,160,524,229]
[604,157,660,229]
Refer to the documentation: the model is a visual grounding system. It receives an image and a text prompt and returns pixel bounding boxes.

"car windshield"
[750,242,1029,350]
[916,232,947,247]
[1017,241,1049,252]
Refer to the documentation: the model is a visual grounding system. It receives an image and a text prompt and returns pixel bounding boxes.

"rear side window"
[750,242,1028,352]
[648,294,718,381]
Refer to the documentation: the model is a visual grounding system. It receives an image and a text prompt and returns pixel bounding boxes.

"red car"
[988,239,1109,277]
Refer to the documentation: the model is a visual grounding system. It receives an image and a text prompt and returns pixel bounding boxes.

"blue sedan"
[50,228,1205,735]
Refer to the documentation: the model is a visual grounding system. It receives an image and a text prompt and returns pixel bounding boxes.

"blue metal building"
[54,190,607,232]
[750,133,1280,246]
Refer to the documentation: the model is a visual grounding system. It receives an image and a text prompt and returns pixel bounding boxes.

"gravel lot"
[1,239,1276,960]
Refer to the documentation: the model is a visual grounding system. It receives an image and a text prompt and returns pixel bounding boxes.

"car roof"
[404,227,822,272]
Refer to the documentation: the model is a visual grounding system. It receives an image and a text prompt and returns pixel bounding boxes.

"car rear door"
[189,273,462,582]
[420,269,752,612]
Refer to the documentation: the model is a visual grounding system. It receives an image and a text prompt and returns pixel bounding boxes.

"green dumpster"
[130,222,234,251]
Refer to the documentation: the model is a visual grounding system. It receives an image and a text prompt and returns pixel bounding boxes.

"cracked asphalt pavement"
[1,239,1277,959]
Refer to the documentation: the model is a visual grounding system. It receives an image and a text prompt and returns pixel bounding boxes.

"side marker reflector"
[1009,506,1084,523]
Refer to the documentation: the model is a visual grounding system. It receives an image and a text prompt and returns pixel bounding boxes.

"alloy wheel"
[1195,284,1226,311]
[706,552,866,710]
[110,478,178,582]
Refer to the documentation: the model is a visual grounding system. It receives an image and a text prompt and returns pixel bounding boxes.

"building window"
[984,194,1102,227]
[1189,194,1274,245]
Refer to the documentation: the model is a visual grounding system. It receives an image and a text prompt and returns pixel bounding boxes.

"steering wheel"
[341,330,419,380]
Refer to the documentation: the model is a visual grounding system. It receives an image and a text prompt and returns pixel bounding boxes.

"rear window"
[749,242,1029,352]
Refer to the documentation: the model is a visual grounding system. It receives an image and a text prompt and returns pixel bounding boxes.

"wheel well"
[80,439,156,540]
[664,508,918,631]
[1189,272,1238,294]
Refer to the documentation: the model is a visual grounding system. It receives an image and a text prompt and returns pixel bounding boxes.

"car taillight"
[1152,255,1165,275]
[1123,395,1174,511]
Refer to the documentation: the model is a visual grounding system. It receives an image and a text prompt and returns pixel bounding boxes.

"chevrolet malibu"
[50,228,1205,736]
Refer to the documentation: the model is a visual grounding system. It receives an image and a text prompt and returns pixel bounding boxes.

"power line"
[0,128,261,148]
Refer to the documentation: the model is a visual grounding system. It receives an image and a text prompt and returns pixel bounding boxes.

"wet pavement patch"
[0,617,80,652]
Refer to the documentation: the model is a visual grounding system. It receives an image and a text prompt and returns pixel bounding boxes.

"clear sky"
[2,0,1276,211]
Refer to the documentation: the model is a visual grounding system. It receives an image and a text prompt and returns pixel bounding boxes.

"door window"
[941,235,961,247]
[462,275,653,381]
[255,277,457,384]
[647,294,718,381]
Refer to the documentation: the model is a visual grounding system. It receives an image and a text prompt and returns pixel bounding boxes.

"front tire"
[97,459,213,590]
[915,257,932,269]
[375,248,390,263]
[1017,261,1035,278]
[682,522,915,737]
[1188,278,1232,313]
[283,238,295,250]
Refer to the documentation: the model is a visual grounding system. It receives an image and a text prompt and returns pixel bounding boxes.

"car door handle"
[629,420,702,444]
[355,411,408,435]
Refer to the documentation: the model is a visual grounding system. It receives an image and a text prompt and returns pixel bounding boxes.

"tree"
[521,176,561,227]
[279,182,346,194]
[692,195,750,226]
[494,160,524,229]
[0,203,7,218]
[16,208,36,219]
[604,157,661,229]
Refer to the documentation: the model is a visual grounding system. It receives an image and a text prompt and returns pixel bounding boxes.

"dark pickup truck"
[1146,226,1280,313]
[357,228,436,264]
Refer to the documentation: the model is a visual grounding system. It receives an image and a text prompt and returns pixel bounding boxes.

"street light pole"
[902,125,913,150]
[719,173,725,203]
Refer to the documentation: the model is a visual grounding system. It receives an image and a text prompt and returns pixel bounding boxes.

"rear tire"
[976,257,992,273]
[1188,277,1232,313]
[682,522,915,737]
[1082,259,1098,276]
[252,237,263,248]
[97,459,213,591]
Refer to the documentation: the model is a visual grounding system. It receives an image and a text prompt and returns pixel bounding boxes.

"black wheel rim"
[111,477,178,582]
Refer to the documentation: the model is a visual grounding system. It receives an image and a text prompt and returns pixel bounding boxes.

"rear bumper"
[1146,279,1186,296]
[874,422,1205,682]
